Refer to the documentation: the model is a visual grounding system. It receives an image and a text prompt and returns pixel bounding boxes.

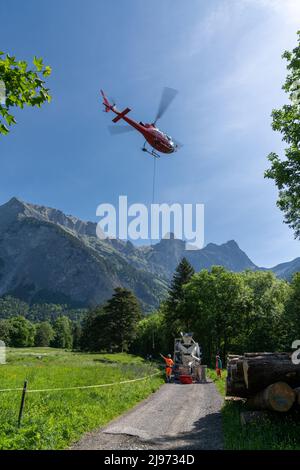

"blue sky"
[0,0,299,267]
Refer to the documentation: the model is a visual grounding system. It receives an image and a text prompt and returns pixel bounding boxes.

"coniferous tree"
[104,288,142,352]
[164,258,195,334]
[80,306,109,351]
[167,258,195,310]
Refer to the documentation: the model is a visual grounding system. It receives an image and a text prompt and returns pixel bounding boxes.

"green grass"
[0,348,163,450]
[207,368,226,396]
[207,368,300,450]
[222,401,300,450]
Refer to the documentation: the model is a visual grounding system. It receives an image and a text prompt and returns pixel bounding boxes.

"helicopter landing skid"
[141,146,160,159]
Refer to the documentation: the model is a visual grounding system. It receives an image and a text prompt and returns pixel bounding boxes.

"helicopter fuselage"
[121,116,176,154]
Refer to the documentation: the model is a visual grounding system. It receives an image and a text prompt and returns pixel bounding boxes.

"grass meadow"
[0,348,163,450]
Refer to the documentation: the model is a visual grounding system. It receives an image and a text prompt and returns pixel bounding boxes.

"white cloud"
[202,0,300,136]
[243,0,300,24]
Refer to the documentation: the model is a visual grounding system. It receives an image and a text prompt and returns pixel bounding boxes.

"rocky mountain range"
[0,197,298,311]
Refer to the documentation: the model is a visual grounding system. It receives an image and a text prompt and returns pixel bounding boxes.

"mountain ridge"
[0,197,298,310]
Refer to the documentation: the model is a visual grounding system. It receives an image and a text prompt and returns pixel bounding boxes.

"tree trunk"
[247,382,295,412]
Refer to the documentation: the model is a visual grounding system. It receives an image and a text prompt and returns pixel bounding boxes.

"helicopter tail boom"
[100,90,132,123]
[112,107,131,123]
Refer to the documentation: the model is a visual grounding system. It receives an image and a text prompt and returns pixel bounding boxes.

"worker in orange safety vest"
[160,353,174,383]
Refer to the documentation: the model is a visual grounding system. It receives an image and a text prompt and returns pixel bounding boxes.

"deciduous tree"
[265,31,300,237]
[0,52,51,135]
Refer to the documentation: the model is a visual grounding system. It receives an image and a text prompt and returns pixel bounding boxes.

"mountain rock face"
[0,197,298,310]
[0,198,166,310]
[270,257,300,281]
[139,236,257,279]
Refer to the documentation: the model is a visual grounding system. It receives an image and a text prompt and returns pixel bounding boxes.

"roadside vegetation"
[207,368,300,450]
[0,348,163,450]
[132,262,299,366]
[1,263,300,367]
[207,368,226,396]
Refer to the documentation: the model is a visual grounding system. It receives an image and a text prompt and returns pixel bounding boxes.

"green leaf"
[43,65,52,77]
[6,114,16,125]
[0,123,9,134]
[33,56,43,72]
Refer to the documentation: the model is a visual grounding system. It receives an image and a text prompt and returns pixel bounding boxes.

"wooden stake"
[18,380,28,428]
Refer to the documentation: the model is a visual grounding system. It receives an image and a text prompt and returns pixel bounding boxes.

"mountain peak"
[0,197,98,239]
[5,196,26,210]
[225,240,239,248]
[0,197,29,230]
[7,196,22,203]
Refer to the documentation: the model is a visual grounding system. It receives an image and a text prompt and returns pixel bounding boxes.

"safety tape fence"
[0,371,161,394]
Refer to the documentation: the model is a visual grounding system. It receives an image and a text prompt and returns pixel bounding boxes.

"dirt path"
[71,381,224,450]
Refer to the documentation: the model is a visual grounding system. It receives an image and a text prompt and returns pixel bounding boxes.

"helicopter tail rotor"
[100,89,112,112]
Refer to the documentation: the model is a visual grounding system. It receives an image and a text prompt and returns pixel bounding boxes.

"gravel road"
[72,381,224,450]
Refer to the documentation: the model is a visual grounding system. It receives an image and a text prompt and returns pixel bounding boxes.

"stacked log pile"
[295,387,300,406]
[226,352,300,412]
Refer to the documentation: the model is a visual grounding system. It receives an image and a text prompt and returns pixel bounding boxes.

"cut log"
[225,396,246,402]
[226,352,300,398]
[226,355,248,397]
[227,355,242,360]
[244,352,290,358]
[243,355,300,395]
[226,378,249,397]
[227,356,244,378]
[247,382,296,413]
[294,387,300,406]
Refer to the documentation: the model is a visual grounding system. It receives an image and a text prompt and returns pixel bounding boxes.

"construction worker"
[216,354,223,378]
[160,353,174,383]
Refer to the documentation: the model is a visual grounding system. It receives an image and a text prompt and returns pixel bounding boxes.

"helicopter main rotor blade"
[154,87,178,123]
[108,125,135,135]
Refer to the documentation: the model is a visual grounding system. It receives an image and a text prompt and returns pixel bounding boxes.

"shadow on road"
[150,411,223,450]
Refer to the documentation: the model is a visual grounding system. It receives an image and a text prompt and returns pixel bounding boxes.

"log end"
[268,382,296,412]
[247,382,296,413]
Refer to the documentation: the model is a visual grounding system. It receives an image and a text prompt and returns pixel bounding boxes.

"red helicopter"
[100,88,182,158]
